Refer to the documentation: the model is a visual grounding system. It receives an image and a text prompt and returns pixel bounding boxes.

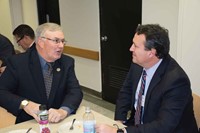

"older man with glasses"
[0,23,83,124]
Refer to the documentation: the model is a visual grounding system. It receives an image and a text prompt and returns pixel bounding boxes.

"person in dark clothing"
[0,23,83,124]
[0,34,15,74]
[96,24,198,133]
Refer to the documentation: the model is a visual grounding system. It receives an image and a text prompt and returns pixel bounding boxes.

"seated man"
[0,23,83,124]
[96,24,198,133]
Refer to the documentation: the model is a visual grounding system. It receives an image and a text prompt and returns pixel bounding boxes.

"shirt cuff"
[60,106,74,114]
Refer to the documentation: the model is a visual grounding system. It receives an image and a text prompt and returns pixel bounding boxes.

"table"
[0,106,125,133]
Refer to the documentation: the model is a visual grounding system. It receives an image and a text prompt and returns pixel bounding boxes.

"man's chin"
[54,55,62,60]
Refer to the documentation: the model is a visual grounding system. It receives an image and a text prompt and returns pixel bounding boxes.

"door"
[100,0,142,104]
[37,0,60,24]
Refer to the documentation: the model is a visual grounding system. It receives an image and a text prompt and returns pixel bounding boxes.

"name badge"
[141,95,145,107]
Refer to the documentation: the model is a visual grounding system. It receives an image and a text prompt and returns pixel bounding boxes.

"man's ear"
[37,37,45,48]
[149,48,156,58]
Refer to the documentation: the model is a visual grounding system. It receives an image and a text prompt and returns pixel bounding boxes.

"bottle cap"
[39,105,47,111]
[85,106,91,113]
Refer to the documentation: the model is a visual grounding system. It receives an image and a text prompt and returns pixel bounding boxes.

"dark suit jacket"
[0,44,83,123]
[0,34,15,66]
[115,55,198,133]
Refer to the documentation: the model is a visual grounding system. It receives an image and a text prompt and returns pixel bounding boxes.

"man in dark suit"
[0,34,15,73]
[96,24,198,133]
[0,23,83,123]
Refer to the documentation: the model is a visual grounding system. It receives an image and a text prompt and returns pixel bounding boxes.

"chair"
[192,93,200,130]
[0,107,16,128]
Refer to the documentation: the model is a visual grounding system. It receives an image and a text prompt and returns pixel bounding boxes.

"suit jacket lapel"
[29,45,47,102]
[144,56,170,109]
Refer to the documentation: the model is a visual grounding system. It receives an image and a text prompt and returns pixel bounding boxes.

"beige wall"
[21,0,38,30]
[177,0,200,95]
[0,0,13,42]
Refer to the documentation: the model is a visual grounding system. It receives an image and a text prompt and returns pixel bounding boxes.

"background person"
[0,33,15,74]
[0,23,83,124]
[96,24,198,133]
[13,24,35,51]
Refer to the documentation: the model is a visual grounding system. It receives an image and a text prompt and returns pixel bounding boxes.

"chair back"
[193,93,200,129]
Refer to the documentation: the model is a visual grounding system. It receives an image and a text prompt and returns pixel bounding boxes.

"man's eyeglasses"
[41,37,67,45]
[16,35,24,43]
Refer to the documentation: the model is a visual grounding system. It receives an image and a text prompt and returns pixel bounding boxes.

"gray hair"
[35,23,63,43]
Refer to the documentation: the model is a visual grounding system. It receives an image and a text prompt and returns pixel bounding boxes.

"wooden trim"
[63,46,99,61]
[0,107,16,128]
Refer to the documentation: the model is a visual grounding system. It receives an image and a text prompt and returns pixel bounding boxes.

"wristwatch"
[117,129,124,133]
[20,99,29,109]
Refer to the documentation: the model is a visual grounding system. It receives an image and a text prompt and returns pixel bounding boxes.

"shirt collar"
[38,52,47,70]
[144,59,163,77]
[29,41,35,48]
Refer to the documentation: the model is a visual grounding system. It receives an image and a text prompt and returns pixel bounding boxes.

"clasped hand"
[23,101,68,123]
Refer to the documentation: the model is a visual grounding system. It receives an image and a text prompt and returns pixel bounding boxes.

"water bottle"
[39,105,51,133]
[83,106,95,133]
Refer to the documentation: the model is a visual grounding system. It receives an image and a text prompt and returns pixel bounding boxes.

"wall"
[21,0,38,30]
[0,0,13,42]
[59,0,102,92]
[177,0,200,95]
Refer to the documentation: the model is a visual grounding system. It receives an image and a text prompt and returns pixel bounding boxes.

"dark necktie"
[134,70,147,125]
[43,62,53,99]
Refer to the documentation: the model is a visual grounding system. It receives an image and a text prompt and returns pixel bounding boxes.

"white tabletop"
[0,106,125,133]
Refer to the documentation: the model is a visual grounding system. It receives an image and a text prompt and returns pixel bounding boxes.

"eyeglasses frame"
[40,36,67,45]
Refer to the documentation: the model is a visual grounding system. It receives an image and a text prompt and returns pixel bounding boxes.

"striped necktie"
[134,70,147,125]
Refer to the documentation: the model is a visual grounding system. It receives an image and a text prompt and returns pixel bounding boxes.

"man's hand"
[23,101,41,122]
[48,108,68,123]
[0,66,6,73]
[96,124,117,133]
[115,120,124,124]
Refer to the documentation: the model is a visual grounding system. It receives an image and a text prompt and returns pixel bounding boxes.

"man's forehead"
[45,30,64,36]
